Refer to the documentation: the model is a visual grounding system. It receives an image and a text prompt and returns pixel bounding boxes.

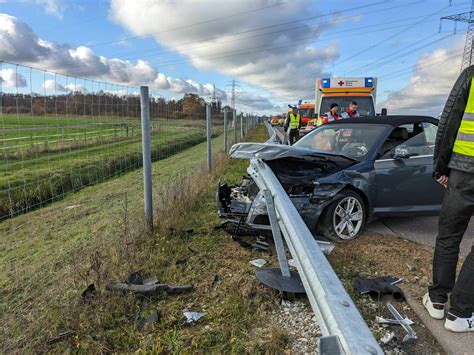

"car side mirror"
[381,108,388,115]
[391,145,411,159]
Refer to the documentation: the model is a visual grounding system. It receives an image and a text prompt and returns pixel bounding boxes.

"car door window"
[423,122,437,145]
[379,122,437,159]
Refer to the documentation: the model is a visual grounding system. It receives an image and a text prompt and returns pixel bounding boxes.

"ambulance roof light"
[321,78,330,88]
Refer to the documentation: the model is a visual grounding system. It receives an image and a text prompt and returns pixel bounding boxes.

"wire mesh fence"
[0,62,239,220]
[1,60,259,352]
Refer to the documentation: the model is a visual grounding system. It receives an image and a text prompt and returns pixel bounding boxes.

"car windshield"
[294,124,386,160]
[298,108,315,117]
[320,97,375,116]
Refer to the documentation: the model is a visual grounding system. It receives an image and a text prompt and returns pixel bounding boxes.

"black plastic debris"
[106,281,193,295]
[143,277,160,285]
[47,330,76,345]
[81,284,97,301]
[134,309,161,331]
[127,271,144,285]
[231,235,270,252]
[354,276,404,301]
[212,275,222,285]
[107,271,192,295]
[175,258,188,265]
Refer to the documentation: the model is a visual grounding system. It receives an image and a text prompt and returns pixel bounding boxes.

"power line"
[38,6,449,76]
[380,48,464,80]
[9,0,400,71]
[348,33,454,75]
[86,1,420,63]
[440,0,474,69]
[283,4,458,99]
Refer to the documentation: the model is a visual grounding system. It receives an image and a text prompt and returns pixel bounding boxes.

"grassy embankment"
[1,125,290,353]
[1,115,223,218]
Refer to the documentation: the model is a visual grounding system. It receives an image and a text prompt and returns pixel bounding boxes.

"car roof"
[329,115,438,126]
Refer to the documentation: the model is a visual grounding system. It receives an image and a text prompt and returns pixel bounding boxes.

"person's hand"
[436,174,449,188]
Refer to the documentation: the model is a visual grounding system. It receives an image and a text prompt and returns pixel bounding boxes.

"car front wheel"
[317,190,366,242]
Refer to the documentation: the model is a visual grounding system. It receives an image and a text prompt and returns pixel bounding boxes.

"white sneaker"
[422,293,445,320]
[444,313,474,333]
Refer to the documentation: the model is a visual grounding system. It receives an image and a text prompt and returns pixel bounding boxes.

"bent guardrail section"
[264,121,277,143]
[248,158,383,355]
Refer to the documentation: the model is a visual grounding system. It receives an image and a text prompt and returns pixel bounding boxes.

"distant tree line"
[0,91,228,120]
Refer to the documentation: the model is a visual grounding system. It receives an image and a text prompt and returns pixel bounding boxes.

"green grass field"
[0,125,277,353]
[0,114,225,218]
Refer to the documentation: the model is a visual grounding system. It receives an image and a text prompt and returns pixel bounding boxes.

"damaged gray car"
[217,116,445,241]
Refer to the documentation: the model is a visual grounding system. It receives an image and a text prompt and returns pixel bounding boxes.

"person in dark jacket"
[422,66,474,332]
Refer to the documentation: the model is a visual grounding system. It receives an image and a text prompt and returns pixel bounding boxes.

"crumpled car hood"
[229,142,355,164]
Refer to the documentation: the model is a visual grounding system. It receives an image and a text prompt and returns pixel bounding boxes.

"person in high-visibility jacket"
[284,106,301,145]
[317,103,342,126]
[423,66,474,333]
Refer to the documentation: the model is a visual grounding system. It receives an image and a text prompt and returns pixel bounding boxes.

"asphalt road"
[366,217,473,258]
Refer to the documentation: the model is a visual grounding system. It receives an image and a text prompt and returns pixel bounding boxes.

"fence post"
[140,86,153,230]
[206,103,212,171]
[233,109,237,144]
[240,112,244,139]
[223,108,228,152]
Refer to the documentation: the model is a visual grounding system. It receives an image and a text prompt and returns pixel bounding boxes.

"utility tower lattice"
[441,1,474,70]
[226,79,241,111]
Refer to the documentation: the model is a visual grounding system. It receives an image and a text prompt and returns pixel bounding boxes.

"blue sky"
[0,0,471,114]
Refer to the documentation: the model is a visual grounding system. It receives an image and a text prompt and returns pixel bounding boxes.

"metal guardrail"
[264,121,277,143]
[247,158,383,355]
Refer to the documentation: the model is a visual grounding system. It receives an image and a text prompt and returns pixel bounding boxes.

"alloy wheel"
[332,196,364,240]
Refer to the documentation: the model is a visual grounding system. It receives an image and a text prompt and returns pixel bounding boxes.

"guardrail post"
[262,189,290,277]
[206,103,212,171]
[223,108,228,152]
[140,86,153,230]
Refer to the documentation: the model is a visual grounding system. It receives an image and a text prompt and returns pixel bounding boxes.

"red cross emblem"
[338,80,344,86]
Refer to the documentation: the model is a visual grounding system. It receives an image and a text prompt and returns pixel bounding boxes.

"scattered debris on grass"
[106,280,193,295]
[387,302,417,343]
[330,232,445,354]
[183,310,206,324]
[380,331,395,345]
[376,315,414,326]
[230,234,270,251]
[133,307,161,331]
[212,275,222,285]
[354,276,405,302]
[250,259,269,268]
[80,283,97,302]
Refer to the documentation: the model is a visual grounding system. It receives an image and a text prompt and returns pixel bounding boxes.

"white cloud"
[43,79,87,93]
[379,39,464,116]
[0,14,232,104]
[34,0,65,19]
[43,79,66,92]
[109,0,339,101]
[0,68,27,87]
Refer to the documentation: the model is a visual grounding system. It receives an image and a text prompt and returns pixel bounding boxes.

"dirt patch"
[329,231,454,354]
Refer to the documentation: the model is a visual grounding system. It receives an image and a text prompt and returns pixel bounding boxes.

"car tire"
[317,190,366,242]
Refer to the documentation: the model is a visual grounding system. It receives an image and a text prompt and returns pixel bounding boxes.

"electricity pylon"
[441,0,474,70]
